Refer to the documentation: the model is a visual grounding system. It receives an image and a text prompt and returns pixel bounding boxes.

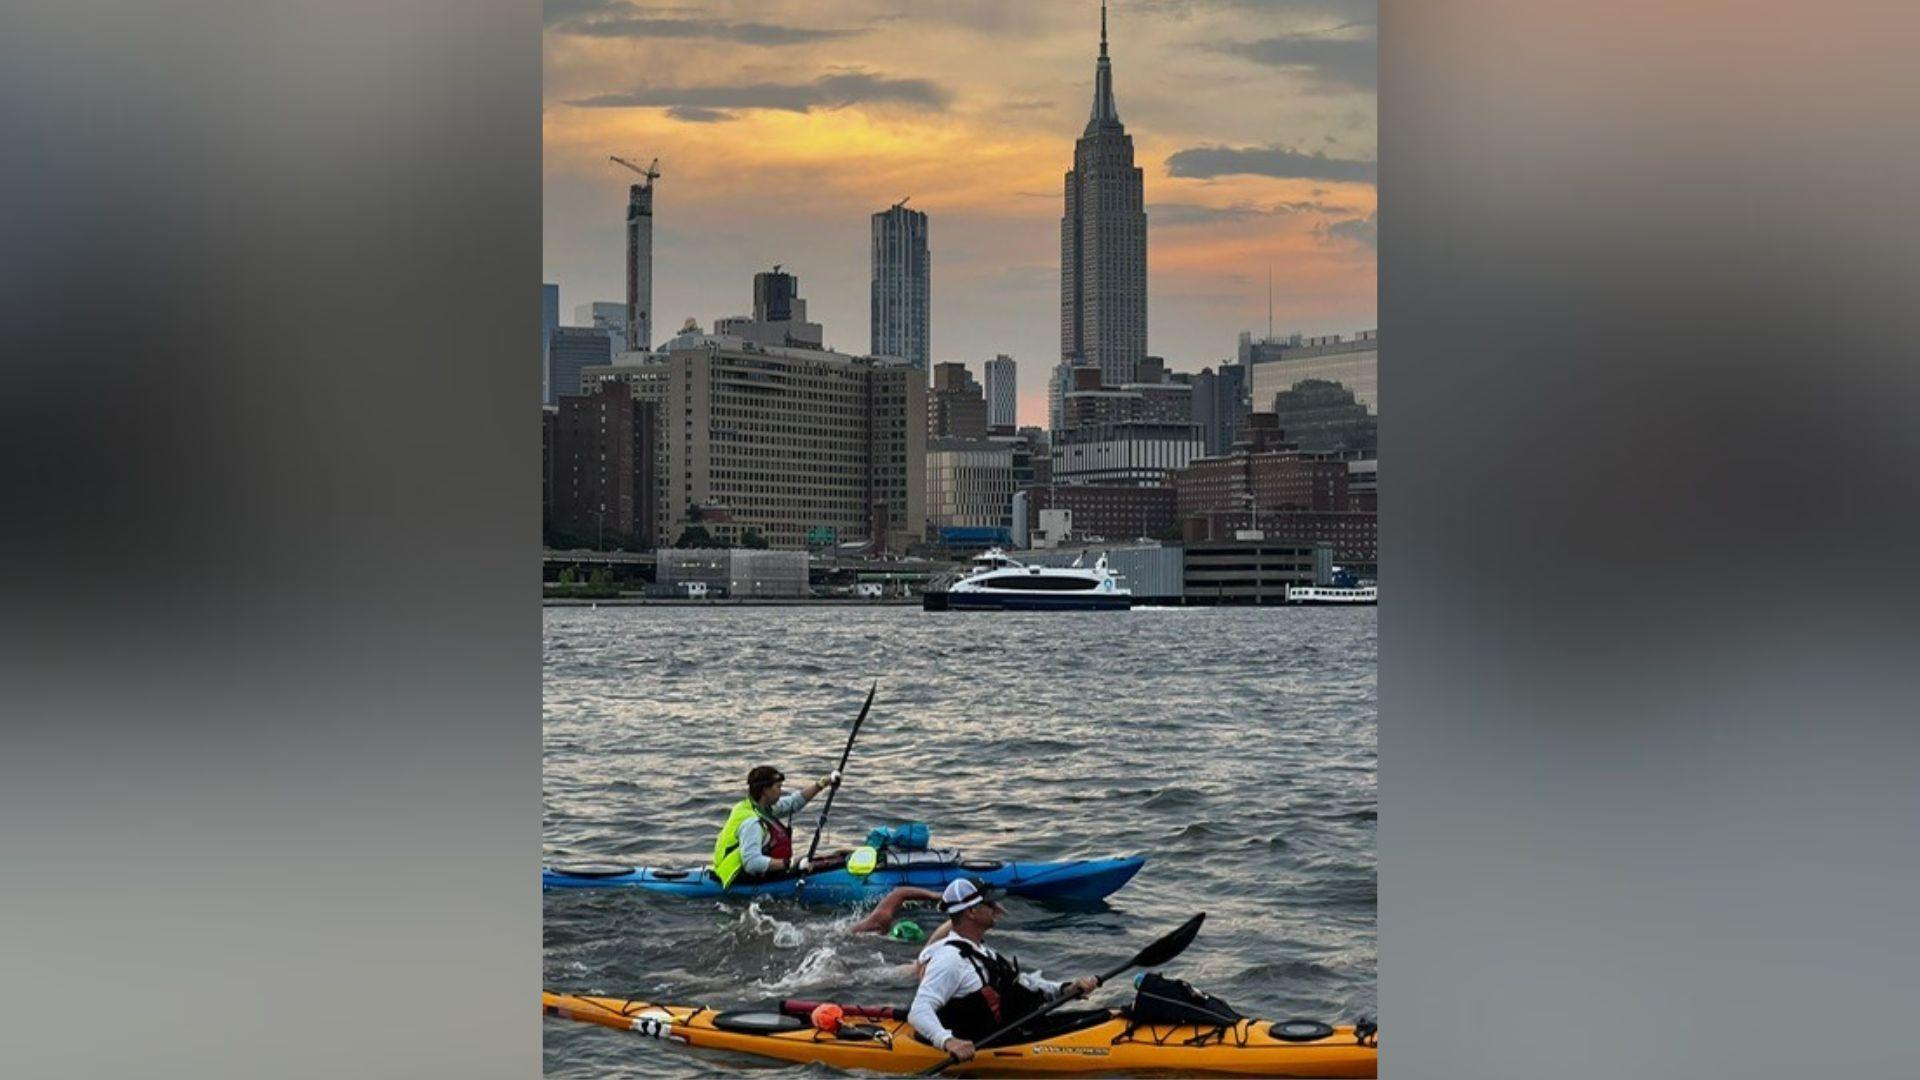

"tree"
[739,528,769,550]
[558,565,578,585]
[589,566,612,589]
[674,525,716,548]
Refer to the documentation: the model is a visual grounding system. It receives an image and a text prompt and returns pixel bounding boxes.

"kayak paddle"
[800,680,876,870]
[917,911,1207,1075]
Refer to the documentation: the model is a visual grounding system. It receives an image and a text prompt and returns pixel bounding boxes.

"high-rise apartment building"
[871,200,930,369]
[1061,4,1147,387]
[985,354,1017,430]
[547,381,657,550]
[582,335,925,553]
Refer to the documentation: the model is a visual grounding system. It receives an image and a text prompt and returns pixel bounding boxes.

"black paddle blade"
[848,681,877,742]
[1132,912,1205,969]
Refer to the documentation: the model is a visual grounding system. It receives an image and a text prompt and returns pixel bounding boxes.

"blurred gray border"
[2,2,539,1077]
[1380,1,1920,1076]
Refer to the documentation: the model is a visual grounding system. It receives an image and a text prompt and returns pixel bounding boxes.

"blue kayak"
[542,852,1145,905]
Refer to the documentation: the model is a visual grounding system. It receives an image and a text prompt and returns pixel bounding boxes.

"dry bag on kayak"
[1128,972,1244,1027]
[865,822,930,851]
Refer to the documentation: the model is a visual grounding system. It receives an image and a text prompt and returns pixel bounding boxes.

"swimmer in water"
[848,885,954,978]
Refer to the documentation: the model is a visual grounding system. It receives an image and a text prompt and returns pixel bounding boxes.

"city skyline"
[544,0,1376,426]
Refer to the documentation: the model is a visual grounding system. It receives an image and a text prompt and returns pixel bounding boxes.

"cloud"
[1148,202,1266,226]
[549,3,868,46]
[1131,0,1374,17]
[1148,200,1360,226]
[665,106,735,123]
[1164,145,1376,183]
[1218,25,1377,95]
[570,72,951,113]
[543,0,623,26]
[1326,210,1378,250]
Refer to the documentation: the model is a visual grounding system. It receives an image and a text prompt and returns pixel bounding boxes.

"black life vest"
[934,939,1052,1043]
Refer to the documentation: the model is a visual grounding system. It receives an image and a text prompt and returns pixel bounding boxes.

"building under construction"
[610,156,657,353]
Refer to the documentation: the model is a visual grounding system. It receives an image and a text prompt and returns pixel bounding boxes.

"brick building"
[1171,413,1350,518]
[546,382,657,550]
[1180,510,1376,571]
[1020,483,1178,543]
[928,361,989,439]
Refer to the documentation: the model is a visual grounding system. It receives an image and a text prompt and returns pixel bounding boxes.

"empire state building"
[1061,2,1147,387]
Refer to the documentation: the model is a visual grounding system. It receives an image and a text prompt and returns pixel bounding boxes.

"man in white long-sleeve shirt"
[908,878,1100,1062]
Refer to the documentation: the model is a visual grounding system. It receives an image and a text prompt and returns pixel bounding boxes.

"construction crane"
[609,155,660,185]
[893,195,911,210]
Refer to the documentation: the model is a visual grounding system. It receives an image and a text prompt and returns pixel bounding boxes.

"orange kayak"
[543,990,1377,1077]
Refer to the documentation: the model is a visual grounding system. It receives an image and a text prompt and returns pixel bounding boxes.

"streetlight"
[1240,489,1262,605]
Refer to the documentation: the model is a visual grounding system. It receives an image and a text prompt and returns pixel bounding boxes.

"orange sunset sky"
[544,0,1376,426]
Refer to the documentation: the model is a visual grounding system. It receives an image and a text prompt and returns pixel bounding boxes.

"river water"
[544,606,1376,1077]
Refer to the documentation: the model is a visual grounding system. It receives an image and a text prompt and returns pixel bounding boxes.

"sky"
[544,0,1376,427]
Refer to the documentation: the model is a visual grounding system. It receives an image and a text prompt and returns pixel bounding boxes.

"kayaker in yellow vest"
[712,764,840,888]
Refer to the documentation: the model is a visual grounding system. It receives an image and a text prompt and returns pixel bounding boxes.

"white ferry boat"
[1285,568,1377,606]
[923,549,1131,612]
[1284,583,1378,605]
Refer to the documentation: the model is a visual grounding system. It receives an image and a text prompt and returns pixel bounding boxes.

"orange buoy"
[809,1002,844,1033]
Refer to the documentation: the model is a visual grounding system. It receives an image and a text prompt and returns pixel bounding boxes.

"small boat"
[543,849,1145,905]
[923,549,1131,612]
[543,991,1378,1077]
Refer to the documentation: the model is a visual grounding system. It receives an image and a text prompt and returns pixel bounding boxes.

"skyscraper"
[575,301,628,355]
[612,157,658,353]
[985,354,1017,429]
[1061,2,1147,387]
[871,199,930,369]
[714,266,825,349]
[548,325,613,401]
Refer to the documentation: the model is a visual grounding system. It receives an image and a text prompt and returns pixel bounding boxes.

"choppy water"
[544,606,1375,1077]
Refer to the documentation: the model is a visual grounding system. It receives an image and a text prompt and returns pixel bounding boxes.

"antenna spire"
[1088,1,1119,129]
[1267,266,1274,339]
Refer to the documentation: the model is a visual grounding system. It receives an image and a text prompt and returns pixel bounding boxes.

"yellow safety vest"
[712,798,783,888]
